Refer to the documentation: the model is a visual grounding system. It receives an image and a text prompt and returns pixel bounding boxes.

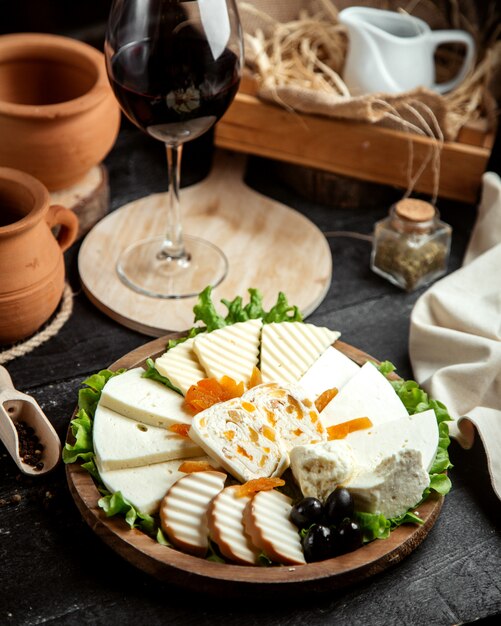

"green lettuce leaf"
[354,512,391,542]
[193,285,227,331]
[62,409,94,464]
[98,491,156,536]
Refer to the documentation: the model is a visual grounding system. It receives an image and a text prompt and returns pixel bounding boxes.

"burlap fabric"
[238,0,500,140]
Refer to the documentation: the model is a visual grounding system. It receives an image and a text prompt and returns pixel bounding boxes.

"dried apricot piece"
[184,376,245,414]
[327,417,373,440]
[235,477,285,498]
[169,423,190,438]
[248,366,263,389]
[315,387,338,412]
[178,460,217,473]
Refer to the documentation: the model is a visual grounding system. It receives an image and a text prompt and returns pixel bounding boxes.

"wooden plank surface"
[215,90,491,203]
[65,335,443,597]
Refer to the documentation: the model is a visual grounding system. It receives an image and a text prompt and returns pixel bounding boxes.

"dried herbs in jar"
[370,199,452,291]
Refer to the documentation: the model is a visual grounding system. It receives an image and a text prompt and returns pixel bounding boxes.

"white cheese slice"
[290,440,356,502]
[299,346,360,399]
[260,322,340,384]
[93,404,203,471]
[99,367,192,427]
[320,361,408,428]
[207,485,261,565]
[243,490,306,565]
[189,396,289,483]
[193,318,262,384]
[155,337,207,396]
[342,408,439,473]
[159,470,227,557]
[347,449,430,519]
[96,458,188,515]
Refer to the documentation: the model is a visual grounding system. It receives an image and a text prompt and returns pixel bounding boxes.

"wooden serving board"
[66,336,443,597]
[78,150,332,335]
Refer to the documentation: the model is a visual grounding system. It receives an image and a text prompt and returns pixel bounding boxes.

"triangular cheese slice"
[260,322,340,383]
[320,362,408,429]
[299,346,359,399]
[93,404,202,471]
[193,318,262,384]
[100,367,192,427]
[155,337,207,396]
[96,456,216,515]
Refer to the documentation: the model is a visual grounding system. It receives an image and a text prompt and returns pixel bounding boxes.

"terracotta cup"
[0,33,120,191]
[0,167,78,344]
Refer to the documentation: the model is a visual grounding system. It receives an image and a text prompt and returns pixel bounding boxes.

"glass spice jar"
[370,198,452,291]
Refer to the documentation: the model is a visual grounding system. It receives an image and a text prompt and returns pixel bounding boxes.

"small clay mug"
[0,33,120,191]
[0,167,78,344]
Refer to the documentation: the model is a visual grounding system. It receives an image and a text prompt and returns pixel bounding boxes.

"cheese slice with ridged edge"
[320,361,408,429]
[244,383,326,451]
[207,485,261,565]
[99,367,192,427]
[260,322,340,384]
[193,318,262,384]
[155,337,207,396]
[93,404,203,471]
[189,396,289,483]
[243,490,306,565]
[96,456,217,515]
[160,470,227,557]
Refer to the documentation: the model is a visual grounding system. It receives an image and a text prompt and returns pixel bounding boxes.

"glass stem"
[158,143,189,262]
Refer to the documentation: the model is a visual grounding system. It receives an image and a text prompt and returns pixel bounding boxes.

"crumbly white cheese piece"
[159,470,227,557]
[93,404,203,471]
[96,457,205,515]
[155,337,207,396]
[260,322,340,384]
[320,361,408,429]
[299,346,360,399]
[346,449,430,519]
[340,409,439,473]
[193,318,262,384]
[243,490,306,565]
[244,382,326,451]
[207,485,261,565]
[189,397,289,483]
[99,367,192,427]
[290,440,356,502]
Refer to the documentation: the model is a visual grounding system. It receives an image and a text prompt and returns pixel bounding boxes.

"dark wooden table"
[1,106,501,626]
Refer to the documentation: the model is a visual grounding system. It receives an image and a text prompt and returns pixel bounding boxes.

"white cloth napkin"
[410,172,501,500]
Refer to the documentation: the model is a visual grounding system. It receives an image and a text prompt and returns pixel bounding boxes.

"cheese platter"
[65,292,449,595]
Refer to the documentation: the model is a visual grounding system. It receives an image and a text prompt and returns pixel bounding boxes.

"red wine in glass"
[105,0,243,298]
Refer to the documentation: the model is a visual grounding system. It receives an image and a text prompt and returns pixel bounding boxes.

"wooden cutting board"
[66,336,443,597]
[78,150,332,335]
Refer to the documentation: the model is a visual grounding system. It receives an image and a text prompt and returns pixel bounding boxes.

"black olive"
[301,524,336,562]
[290,497,324,528]
[335,519,364,554]
[324,487,354,525]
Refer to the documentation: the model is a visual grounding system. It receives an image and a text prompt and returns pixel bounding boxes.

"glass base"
[117,235,228,299]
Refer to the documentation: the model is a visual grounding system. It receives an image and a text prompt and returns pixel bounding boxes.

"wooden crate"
[215,77,494,204]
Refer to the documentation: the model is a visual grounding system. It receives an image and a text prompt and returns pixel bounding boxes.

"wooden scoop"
[0,365,61,475]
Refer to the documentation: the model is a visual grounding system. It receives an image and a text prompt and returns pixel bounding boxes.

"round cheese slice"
[207,485,261,565]
[159,470,226,557]
[243,490,305,565]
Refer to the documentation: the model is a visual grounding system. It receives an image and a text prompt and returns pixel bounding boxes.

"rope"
[0,283,74,365]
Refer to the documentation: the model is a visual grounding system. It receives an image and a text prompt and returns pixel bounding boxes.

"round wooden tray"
[66,336,443,596]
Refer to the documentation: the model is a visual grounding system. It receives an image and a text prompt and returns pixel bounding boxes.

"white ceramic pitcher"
[339,7,475,95]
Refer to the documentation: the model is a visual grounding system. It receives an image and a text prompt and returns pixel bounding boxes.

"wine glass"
[105,0,243,298]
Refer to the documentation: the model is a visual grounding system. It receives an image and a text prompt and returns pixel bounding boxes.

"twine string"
[0,283,74,365]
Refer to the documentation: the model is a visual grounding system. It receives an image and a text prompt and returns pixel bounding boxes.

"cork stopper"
[394,199,435,222]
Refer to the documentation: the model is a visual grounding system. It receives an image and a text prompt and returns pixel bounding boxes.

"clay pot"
[0,33,120,191]
[0,167,79,344]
